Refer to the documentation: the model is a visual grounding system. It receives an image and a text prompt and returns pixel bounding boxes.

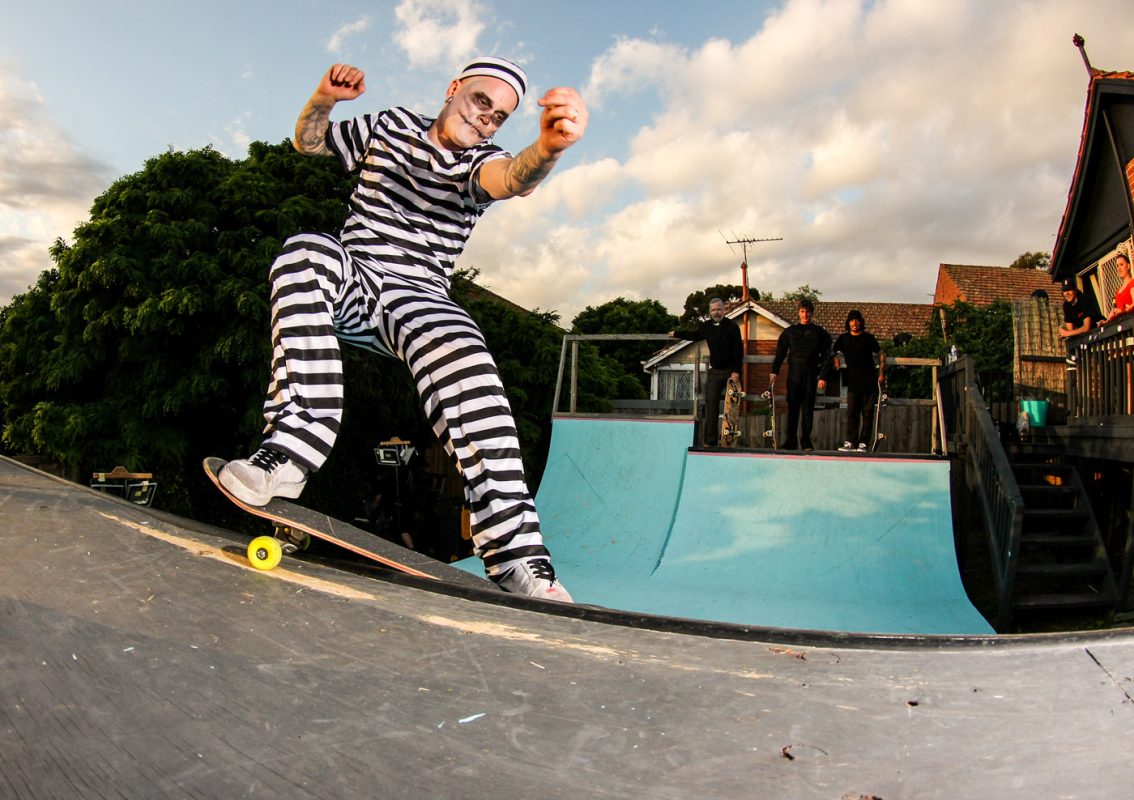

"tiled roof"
[749,300,935,341]
[935,264,1057,307]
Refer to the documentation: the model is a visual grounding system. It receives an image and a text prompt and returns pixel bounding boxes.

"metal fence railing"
[940,355,1024,629]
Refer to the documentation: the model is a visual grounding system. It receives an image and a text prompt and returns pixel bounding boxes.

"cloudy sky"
[2,0,1132,321]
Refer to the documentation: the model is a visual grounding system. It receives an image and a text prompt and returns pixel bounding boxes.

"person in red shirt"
[1100,252,1134,326]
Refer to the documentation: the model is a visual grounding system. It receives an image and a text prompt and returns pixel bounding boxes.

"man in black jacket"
[671,298,744,446]
[770,299,831,450]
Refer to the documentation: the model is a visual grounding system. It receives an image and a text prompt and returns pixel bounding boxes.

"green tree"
[1009,251,1051,271]
[679,283,757,325]
[572,297,678,394]
[0,142,362,519]
[885,299,1014,403]
[773,284,822,304]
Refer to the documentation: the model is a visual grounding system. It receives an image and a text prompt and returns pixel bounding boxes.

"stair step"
[1022,508,1088,521]
[1010,461,1071,472]
[1020,533,1098,548]
[1016,561,1108,577]
[1013,592,1114,611]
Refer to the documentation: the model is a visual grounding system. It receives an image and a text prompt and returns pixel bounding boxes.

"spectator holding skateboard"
[831,309,884,453]
[670,298,744,447]
[770,298,831,451]
[220,57,587,602]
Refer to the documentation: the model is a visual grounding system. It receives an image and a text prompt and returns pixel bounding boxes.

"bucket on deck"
[1020,399,1049,427]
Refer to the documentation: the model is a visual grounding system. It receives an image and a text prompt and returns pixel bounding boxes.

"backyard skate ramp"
[3,455,1133,798]
[512,416,993,635]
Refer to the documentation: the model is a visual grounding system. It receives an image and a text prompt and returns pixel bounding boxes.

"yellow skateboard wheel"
[247,536,283,570]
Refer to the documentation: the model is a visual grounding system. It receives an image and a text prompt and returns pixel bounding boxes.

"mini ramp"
[467,416,993,635]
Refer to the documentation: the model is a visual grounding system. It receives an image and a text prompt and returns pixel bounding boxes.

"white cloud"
[467,0,1134,323]
[0,71,111,303]
[327,16,372,54]
[216,112,253,159]
[393,0,485,70]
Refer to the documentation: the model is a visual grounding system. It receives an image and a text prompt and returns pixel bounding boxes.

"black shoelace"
[529,559,556,582]
[249,449,289,473]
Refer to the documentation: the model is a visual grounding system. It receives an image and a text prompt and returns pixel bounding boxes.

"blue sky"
[3,0,1133,321]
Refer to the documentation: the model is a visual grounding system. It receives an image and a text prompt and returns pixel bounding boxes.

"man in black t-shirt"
[1058,279,1101,366]
[831,309,884,453]
[770,299,831,450]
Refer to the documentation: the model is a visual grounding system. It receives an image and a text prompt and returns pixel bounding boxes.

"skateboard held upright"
[762,376,778,450]
[871,381,889,453]
[720,377,744,448]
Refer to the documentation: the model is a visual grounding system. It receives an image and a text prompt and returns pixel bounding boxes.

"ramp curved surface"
[507,417,992,634]
[2,456,1133,798]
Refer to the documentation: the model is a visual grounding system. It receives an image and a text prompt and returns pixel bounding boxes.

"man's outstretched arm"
[294,64,367,157]
[478,87,588,200]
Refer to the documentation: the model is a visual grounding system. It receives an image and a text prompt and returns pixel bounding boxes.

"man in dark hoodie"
[770,298,831,450]
[670,297,744,446]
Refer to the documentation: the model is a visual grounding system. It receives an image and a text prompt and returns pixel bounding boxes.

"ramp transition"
[464,416,993,635]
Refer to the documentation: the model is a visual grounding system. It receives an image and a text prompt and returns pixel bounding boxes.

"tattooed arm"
[478,86,588,200]
[293,64,366,157]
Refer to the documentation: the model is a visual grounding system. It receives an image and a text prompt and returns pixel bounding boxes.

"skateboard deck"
[871,383,888,453]
[720,378,744,448]
[762,378,778,450]
[203,457,496,591]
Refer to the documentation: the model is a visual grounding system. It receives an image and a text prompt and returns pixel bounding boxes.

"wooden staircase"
[1007,443,1118,617]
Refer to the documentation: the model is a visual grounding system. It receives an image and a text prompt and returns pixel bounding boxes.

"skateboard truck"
[272,525,311,555]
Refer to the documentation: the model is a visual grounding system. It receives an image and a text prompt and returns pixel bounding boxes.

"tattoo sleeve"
[502,143,560,195]
[294,97,335,156]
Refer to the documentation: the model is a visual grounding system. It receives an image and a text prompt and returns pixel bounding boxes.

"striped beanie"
[457,56,527,105]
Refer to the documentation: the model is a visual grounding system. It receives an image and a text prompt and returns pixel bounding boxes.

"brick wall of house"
[1127,156,1134,209]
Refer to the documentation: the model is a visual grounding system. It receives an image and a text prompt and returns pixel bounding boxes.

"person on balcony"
[1059,279,1101,367]
[1099,252,1134,326]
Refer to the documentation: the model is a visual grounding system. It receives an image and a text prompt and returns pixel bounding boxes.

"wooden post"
[570,339,579,413]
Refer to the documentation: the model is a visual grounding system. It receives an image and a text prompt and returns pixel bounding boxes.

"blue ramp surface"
[463,416,993,635]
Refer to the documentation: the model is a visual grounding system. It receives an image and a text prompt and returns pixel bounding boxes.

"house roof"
[643,299,934,370]
[1050,68,1134,278]
[934,264,1057,307]
[756,300,935,341]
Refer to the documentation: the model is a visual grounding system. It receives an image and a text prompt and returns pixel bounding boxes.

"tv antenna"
[720,233,782,301]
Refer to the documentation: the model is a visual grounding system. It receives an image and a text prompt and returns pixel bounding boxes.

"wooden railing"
[1066,317,1134,419]
[940,355,1024,629]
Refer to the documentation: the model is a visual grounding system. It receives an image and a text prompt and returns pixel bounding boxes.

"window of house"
[657,366,696,401]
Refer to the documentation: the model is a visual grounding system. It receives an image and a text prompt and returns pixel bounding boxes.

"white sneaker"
[857,443,868,453]
[220,448,307,507]
[494,558,574,603]
[838,441,855,452]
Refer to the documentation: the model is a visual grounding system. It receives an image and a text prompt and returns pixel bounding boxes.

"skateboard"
[870,382,889,453]
[761,377,778,450]
[720,377,744,448]
[203,457,496,591]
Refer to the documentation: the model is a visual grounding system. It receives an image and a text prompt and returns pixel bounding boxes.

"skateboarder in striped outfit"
[221,58,586,601]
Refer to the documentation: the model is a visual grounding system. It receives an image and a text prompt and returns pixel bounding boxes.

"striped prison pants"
[259,232,549,576]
